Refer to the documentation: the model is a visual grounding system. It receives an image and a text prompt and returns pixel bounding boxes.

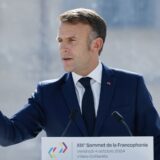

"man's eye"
[57,37,62,43]
[69,39,76,42]
[58,39,62,43]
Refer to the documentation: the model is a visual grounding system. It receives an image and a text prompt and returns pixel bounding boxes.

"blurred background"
[0,0,159,159]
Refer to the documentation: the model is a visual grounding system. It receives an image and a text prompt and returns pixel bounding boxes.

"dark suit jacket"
[0,64,160,159]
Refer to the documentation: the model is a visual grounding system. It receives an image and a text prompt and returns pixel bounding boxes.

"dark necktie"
[79,77,95,136]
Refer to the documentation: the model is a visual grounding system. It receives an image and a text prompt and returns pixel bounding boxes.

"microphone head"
[112,111,133,136]
[69,109,77,120]
[112,111,124,122]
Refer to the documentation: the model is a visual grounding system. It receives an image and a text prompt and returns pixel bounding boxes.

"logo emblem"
[48,142,68,159]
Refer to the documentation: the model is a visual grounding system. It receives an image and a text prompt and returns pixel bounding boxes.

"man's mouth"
[62,58,72,61]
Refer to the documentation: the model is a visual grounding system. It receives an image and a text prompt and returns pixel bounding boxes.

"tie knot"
[79,77,91,88]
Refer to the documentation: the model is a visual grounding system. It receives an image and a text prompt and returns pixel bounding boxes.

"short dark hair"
[59,8,107,54]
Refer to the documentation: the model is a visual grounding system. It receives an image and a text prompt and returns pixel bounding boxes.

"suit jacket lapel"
[94,65,116,136]
[61,73,88,136]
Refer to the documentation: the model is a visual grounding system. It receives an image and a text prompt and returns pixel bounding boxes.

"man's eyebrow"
[70,36,77,38]
[56,35,77,41]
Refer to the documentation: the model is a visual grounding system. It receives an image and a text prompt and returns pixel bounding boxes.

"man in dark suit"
[0,8,160,159]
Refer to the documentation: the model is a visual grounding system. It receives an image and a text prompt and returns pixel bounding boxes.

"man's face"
[57,22,99,76]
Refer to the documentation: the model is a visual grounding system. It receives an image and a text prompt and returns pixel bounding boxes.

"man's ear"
[91,37,103,53]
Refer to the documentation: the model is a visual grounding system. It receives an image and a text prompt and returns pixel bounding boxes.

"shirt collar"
[72,61,102,85]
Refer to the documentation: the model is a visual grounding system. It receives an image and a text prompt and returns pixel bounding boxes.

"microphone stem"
[121,120,133,136]
[61,120,72,137]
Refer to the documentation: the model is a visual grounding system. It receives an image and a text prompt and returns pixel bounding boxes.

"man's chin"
[63,67,73,72]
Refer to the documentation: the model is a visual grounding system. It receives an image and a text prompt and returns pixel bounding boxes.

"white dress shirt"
[72,62,102,116]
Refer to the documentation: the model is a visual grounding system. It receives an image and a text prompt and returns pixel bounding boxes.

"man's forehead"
[59,22,91,32]
[58,23,91,38]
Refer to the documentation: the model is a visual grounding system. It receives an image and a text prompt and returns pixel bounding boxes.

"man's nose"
[60,42,69,52]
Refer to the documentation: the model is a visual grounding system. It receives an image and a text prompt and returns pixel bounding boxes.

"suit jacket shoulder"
[109,67,143,80]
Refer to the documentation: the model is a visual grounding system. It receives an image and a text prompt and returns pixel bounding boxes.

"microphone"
[61,110,77,137]
[112,111,133,136]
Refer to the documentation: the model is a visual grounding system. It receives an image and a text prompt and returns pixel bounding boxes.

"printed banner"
[42,137,153,160]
